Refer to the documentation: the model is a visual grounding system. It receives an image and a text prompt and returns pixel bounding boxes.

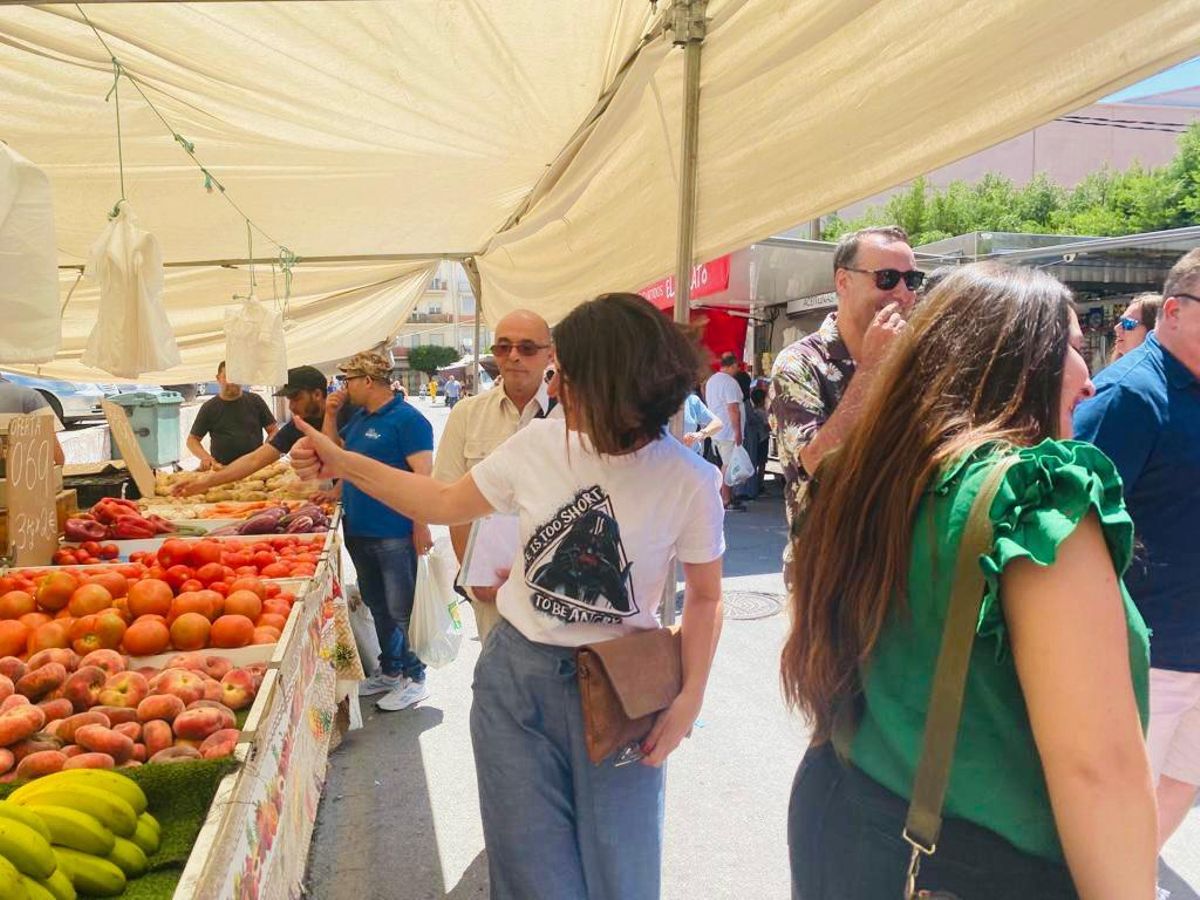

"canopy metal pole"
[663,0,707,627]
[464,258,484,395]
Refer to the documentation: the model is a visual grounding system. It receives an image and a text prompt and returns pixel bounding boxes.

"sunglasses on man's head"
[841,267,925,291]
[491,341,551,358]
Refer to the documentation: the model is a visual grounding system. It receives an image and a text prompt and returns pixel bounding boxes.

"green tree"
[824,121,1200,246]
[407,345,460,376]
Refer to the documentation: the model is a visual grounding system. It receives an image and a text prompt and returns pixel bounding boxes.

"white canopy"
[1,0,1197,380]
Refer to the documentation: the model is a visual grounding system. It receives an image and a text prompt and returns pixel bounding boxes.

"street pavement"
[304,397,1200,899]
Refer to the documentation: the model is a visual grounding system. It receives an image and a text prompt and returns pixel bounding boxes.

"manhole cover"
[723,591,784,620]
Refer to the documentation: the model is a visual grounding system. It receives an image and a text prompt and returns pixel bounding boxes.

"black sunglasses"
[842,267,925,291]
[491,341,551,358]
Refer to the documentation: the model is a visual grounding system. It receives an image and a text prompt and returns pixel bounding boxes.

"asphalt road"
[305,397,1200,900]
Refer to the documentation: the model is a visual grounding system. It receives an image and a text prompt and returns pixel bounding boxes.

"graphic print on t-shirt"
[524,486,636,625]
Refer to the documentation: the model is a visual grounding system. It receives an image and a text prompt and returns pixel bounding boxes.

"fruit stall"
[0,414,363,898]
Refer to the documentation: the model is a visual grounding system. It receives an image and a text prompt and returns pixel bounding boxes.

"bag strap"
[904,455,1018,858]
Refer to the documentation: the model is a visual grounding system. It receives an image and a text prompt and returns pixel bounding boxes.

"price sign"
[102,400,156,499]
[5,414,57,566]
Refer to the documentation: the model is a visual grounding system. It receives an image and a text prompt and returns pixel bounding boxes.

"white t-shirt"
[705,371,744,442]
[470,418,725,648]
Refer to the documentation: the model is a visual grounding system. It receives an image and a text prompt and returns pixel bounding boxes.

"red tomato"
[163,565,194,592]
[253,551,276,569]
[158,538,192,569]
[195,562,225,585]
[179,578,204,594]
[235,566,259,578]
[224,551,252,569]
[81,540,102,556]
[210,581,230,597]
[99,543,120,560]
[260,563,292,579]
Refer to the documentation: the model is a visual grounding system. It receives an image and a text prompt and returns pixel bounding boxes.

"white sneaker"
[359,672,407,697]
[376,679,430,711]
[1156,887,1171,900]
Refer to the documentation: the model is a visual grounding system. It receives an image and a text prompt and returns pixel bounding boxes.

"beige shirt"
[432,380,553,483]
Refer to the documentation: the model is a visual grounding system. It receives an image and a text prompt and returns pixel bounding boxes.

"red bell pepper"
[64,517,108,542]
[111,514,158,540]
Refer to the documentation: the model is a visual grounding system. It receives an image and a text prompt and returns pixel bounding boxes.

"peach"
[55,711,111,743]
[187,654,233,681]
[41,720,63,739]
[135,666,159,680]
[74,724,134,763]
[155,668,205,706]
[92,706,138,726]
[27,648,78,672]
[10,734,64,761]
[0,705,45,746]
[252,627,280,645]
[0,675,12,704]
[62,751,115,770]
[173,737,202,751]
[119,760,142,769]
[150,745,201,764]
[199,728,240,760]
[131,743,147,763]
[16,749,67,779]
[16,663,67,701]
[97,671,149,709]
[184,701,236,730]
[78,649,126,677]
[0,748,12,774]
[0,695,29,712]
[137,694,185,724]
[63,666,107,712]
[36,698,74,722]
[0,658,25,682]
[202,678,224,703]
[142,720,173,757]
[173,707,228,741]
[61,744,83,759]
[220,668,256,711]
[114,721,142,742]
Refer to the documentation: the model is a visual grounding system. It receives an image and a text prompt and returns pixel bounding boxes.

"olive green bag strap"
[902,456,1018,897]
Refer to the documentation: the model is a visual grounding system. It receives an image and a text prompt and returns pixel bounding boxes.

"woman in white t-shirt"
[291,293,725,900]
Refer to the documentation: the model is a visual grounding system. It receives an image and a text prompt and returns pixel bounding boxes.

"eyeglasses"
[1118,317,1141,331]
[841,267,925,291]
[1170,293,1200,303]
[490,341,551,358]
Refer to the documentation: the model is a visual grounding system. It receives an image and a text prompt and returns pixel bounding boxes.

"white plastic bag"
[410,541,463,668]
[0,144,60,363]
[224,295,287,386]
[80,202,180,377]
[724,444,755,487]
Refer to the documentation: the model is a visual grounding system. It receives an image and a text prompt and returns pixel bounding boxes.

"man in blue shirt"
[1074,248,1200,852]
[326,351,434,712]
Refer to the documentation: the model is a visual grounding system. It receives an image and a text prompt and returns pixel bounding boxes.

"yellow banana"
[26,806,114,858]
[106,836,148,878]
[132,816,160,856]
[18,878,53,900]
[9,771,146,817]
[138,811,161,837]
[0,804,51,843]
[0,856,30,899]
[39,869,74,900]
[51,848,125,898]
[9,787,135,838]
[0,818,57,880]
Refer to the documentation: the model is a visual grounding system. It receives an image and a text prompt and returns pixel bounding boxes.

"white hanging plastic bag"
[80,202,180,377]
[0,145,61,363]
[724,444,755,487]
[410,541,463,668]
[224,295,287,386]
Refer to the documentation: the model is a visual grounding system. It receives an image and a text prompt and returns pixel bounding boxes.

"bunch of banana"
[0,769,162,899]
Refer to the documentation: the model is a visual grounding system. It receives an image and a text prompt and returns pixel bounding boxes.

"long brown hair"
[780,263,1073,740]
[553,293,705,455]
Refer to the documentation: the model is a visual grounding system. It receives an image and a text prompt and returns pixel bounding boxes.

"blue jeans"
[345,535,425,683]
[471,619,666,900]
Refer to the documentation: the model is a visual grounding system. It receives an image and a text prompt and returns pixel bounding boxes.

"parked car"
[0,373,106,425]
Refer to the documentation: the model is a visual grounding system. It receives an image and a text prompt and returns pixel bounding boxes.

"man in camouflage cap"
[326,349,437,711]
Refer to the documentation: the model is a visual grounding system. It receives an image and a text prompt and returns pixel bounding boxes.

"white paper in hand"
[457,514,520,589]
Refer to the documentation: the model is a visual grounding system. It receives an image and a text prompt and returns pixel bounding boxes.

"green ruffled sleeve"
[976,439,1134,659]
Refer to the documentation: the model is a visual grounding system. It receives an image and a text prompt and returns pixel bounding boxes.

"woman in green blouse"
[783,263,1156,898]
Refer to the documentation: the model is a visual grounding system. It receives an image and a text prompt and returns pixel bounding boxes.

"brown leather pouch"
[576,627,682,764]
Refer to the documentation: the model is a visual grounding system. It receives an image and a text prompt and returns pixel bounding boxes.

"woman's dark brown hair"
[780,262,1073,741]
[553,292,705,455]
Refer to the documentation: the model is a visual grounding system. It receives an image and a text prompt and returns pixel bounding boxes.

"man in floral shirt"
[769,226,921,569]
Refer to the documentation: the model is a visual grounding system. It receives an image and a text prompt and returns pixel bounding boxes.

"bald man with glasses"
[432,309,558,643]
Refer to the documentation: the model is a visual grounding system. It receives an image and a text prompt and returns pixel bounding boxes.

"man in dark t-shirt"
[174,365,348,496]
[187,361,277,468]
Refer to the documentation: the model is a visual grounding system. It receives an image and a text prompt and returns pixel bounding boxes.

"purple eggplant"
[239,508,289,535]
[285,515,315,534]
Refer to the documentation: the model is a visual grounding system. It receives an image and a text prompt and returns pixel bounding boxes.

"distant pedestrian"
[428,379,438,403]
[681,387,723,457]
[1111,292,1162,361]
[1075,249,1200,856]
[444,374,462,408]
[785,263,1154,898]
[745,387,769,497]
[704,352,746,510]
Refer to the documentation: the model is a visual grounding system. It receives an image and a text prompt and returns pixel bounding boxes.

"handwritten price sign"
[5,414,56,566]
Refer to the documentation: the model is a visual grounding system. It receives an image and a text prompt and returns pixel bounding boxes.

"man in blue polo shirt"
[326,351,434,712]
[1075,247,1200,853]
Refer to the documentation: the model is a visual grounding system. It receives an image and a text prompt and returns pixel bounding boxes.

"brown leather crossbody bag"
[575,626,682,765]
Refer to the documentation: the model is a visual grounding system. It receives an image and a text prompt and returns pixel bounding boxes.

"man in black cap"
[175,365,342,496]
